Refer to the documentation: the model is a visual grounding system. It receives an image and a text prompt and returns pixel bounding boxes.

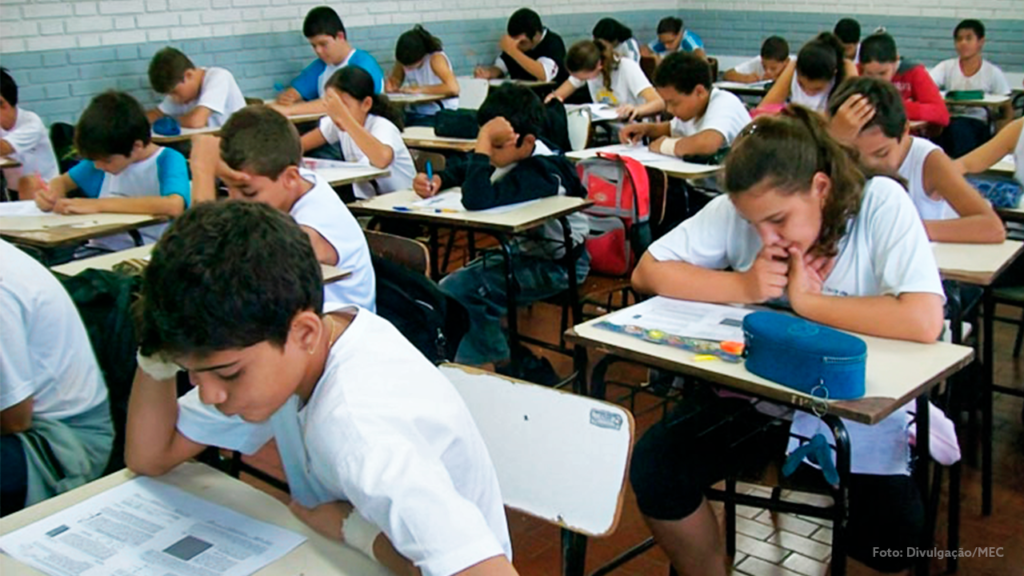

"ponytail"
[723,105,865,257]
[325,66,405,130]
[797,32,847,98]
[395,25,443,66]
[566,39,618,91]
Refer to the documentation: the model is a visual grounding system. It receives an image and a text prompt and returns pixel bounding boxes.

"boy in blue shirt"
[28,91,190,251]
[643,16,705,62]
[274,6,384,116]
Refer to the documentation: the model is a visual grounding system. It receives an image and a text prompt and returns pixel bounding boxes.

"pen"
[393,206,459,213]
[425,160,433,194]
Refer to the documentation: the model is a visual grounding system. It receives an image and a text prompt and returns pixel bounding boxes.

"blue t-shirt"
[290,49,385,101]
[68,147,191,208]
[649,30,704,56]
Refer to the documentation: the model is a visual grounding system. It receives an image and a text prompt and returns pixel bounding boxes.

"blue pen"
[425,160,433,194]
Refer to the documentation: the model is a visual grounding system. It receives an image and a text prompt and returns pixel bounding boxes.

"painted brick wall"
[0,0,1021,125]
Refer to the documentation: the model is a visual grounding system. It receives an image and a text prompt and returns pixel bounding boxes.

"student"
[630,106,945,576]
[188,106,376,311]
[1,239,113,516]
[545,40,664,121]
[722,36,791,84]
[0,68,59,198]
[643,16,705,61]
[592,18,642,63]
[956,117,1024,185]
[125,201,516,576]
[834,17,862,61]
[473,8,568,85]
[385,25,460,121]
[930,19,1013,157]
[26,91,190,252]
[759,32,856,114]
[858,32,949,128]
[828,78,1004,244]
[412,84,589,376]
[301,67,415,200]
[619,53,750,159]
[274,6,385,114]
[145,47,245,129]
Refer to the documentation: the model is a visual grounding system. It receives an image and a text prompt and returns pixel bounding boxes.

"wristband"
[136,350,180,381]
[342,510,381,561]
[659,137,682,157]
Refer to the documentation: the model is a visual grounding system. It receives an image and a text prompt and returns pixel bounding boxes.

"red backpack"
[577,153,652,276]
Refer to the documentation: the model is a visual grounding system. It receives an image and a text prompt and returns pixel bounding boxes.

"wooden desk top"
[0,156,22,169]
[49,244,350,283]
[309,163,391,187]
[566,145,723,180]
[566,307,974,425]
[942,92,1012,107]
[0,209,168,249]
[988,154,1015,176]
[387,92,447,105]
[152,111,327,143]
[348,189,591,234]
[933,240,1024,286]
[0,462,389,576]
[401,126,477,152]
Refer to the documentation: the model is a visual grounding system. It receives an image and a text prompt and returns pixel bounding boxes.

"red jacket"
[891,61,950,127]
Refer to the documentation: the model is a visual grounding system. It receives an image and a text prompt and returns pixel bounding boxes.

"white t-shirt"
[647,177,945,475]
[290,168,376,312]
[158,67,246,128]
[1015,122,1024,186]
[175,307,512,576]
[0,240,107,420]
[731,55,795,78]
[613,38,643,63]
[1,108,60,188]
[403,52,459,115]
[669,87,752,146]
[789,73,834,113]
[318,113,416,199]
[568,58,652,107]
[930,59,1011,122]
[898,136,957,221]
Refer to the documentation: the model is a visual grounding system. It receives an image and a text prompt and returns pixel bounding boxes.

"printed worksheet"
[601,296,752,342]
[412,190,541,214]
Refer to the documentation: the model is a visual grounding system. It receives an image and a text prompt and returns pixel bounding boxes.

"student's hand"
[619,123,647,145]
[27,177,54,211]
[384,78,399,93]
[616,104,641,121]
[478,117,518,149]
[499,34,520,55]
[544,92,559,104]
[413,173,442,198]
[473,66,489,79]
[741,245,790,302]
[787,247,828,311]
[276,88,300,106]
[53,198,100,215]
[288,500,354,543]
[324,90,355,131]
[829,94,875,144]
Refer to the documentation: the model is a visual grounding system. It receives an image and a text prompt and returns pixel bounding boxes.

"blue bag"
[742,311,867,400]
[967,176,1023,209]
[153,116,181,136]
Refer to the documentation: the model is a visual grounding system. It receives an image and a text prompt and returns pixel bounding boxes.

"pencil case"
[742,311,867,400]
[945,90,984,101]
[153,116,181,136]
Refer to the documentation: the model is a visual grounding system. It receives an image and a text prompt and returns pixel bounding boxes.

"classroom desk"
[0,156,22,169]
[566,145,722,180]
[0,208,167,250]
[566,304,974,576]
[386,92,447,105]
[349,189,591,365]
[0,462,390,576]
[308,162,391,187]
[713,80,771,97]
[152,111,327,144]
[49,243,351,284]
[401,126,477,152]
[485,78,554,88]
[942,91,1011,108]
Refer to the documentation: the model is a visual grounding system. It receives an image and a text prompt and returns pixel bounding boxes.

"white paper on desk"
[0,200,47,217]
[566,103,621,122]
[601,296,752,342]
[592,143,674,164]
[412,191,541,214]
[0,476,305,576]
[0,213,150,232]
[302,157,365,170]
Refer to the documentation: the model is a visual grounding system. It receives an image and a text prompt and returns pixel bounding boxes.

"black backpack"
[372,255,469,364]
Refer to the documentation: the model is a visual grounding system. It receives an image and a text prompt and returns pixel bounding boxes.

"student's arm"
[299,225,339,266]
[29,173,78,212]
[404,54,460,97]
[903,67,950,127]
[54,195,185,216]
[633,245,790,304]
[474,65,504,79]
[301,128,329,153]
[270,99,328,118]
[693,47,707,60]
[0,300,36,435]
[625,87,666,119]
[125,367,208,476]
[758,59,796,107]
[956,117,1022,174]
[324,91,393,169]
[722,68,759,83]
[920,149,1006,244]
[653,129,725,158]
[841,58,859,79]
[499,35,548,82]
[1,397,33,435]
[276,87,304,106]
[146,108,166,123]
[0,139,14,156]
[618,121,671,144]
[545,79,577,103]
[177,105,214,129]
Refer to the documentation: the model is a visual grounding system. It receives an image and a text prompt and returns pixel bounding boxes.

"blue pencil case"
[742,311,867,400]
[153,116,181,136]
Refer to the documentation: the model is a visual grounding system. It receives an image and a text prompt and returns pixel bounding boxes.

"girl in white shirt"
[385,26,460,118]
[592,18,643,63]
[629,106,946,575]
[828,77,1004,244]
[302,66,416,199]
[760,33,857,114]
[547,40,664,121]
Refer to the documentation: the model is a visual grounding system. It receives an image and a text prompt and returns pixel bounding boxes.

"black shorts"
[1,435,27,517]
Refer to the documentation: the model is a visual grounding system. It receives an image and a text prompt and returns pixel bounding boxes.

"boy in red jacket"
[859,33,949,128]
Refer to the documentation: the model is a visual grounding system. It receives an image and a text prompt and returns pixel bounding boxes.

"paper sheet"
[302,158,366,170]
[0,476,305,576]
[589,143,677,164]
[600,296,752,342]
[410,190,541,214]
[0,213,152,232]
[0,200,47,217]
[566,104,622,122]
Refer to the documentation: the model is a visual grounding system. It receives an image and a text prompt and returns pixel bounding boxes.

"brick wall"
[0,1,1021,125]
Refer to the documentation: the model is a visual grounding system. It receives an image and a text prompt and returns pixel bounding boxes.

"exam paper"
[0,200,47,217]
[601,296,752,342]
[0,476,306,576]
[566,103,622,122]
[412,190,541,214]
[589,143,676,164]
[0,213,152,232]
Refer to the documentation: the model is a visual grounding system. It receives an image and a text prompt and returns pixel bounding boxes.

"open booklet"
[410,190,541,215]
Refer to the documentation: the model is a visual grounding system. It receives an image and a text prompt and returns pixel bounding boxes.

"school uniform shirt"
[647,176,944,475]
[495,28,568,84]
[402,52,460,115]
[788,73,833,113]
[568,58,652,107]
[67,146,190,251]
[669,87,752,147]
[317,113,415,200]
[731,55,795,79]
[929,59,1011,123]
[157,67,245,128]
[613,38,643,63]
[290,167,376,312]
[898,136,957,221]
[648,29,703,56]
[291,49,386,100]
[0,107,59,189]
[174,306,513,576]
[889,60,950,127]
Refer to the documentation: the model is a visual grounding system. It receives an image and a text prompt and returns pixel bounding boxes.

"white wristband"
[660,137,682,156]
[343,511,381,561]
[136,350,180,381]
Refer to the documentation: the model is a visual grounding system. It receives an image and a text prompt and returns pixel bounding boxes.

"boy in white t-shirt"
[125,202,515,576]
[619,52,751,159]
[722,36,792,84]
[188,105,376,312]
[145,47,246,129]
[0,69,59,198]
[1,240,113,516]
